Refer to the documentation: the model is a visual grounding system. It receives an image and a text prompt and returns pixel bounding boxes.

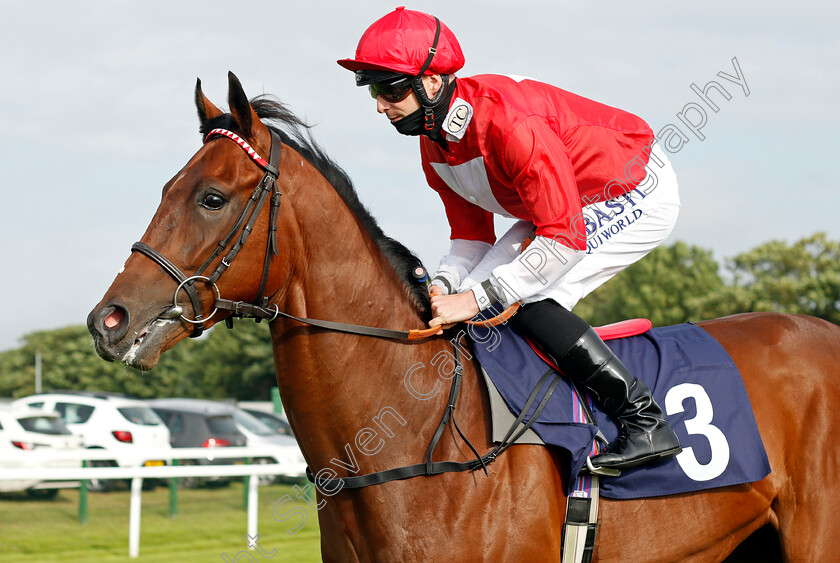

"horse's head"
[88,72,297,370]
[90,72,431,372]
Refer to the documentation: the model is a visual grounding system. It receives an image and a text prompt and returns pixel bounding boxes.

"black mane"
[201,96,431,319]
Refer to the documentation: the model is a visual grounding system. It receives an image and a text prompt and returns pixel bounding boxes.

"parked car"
[12,391,172,491]
[148,399,247,488]
[152,399,306,484]
[0,405,83,498]
[241,408,294,437]
[222,403,306,483]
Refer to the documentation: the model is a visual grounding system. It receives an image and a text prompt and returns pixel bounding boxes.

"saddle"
[482,318,651,446]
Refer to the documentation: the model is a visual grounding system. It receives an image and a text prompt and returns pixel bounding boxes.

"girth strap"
[308,361,564,490]
[562,380,603,563]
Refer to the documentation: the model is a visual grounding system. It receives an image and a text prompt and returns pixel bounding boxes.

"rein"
[132,126,540,490]
[131,126,517,340]
[218,297,518,339]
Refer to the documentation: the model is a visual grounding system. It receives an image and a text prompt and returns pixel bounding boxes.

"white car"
[0,405,83,498]
[12,391,172,491]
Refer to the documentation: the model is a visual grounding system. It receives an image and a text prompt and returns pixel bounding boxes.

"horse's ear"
[227,71,271,150]
[195,78,223,136]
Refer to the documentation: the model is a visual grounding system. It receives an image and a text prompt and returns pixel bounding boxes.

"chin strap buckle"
[424,108,435,131]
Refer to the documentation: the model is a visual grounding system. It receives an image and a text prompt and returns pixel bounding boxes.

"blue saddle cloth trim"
[468,318,771,499]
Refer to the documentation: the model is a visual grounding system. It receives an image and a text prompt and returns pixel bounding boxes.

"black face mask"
[391,106,428,136]
[390,76,456,139]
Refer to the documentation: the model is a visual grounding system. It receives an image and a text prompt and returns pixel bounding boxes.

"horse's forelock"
[199,113,236,139]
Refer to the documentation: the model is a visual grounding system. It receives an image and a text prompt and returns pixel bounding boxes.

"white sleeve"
[468,235,584,310]
[431,239,492,294]
[458,220,534,292]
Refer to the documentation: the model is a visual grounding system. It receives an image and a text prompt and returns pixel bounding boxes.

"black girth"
[308,358,564,490]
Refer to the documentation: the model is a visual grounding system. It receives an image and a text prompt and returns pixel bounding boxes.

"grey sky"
[1,1,837,351]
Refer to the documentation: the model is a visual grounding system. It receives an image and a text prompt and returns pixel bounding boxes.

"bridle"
[130,126,448,340]
[128,124,570,490]
[131,127,284,338]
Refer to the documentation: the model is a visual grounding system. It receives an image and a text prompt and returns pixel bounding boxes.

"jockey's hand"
[429,284,445,298]
[429,291,480,330]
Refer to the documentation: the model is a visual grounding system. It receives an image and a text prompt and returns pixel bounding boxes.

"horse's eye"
[200,193,226,210]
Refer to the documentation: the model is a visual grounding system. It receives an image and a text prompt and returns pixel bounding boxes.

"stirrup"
[584,457,621,477]
[581,431,621,476]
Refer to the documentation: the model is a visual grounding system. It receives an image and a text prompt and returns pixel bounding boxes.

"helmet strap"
[410,74,450,107]
[390,16,452,138]
[416,17,441,77]
[410,74,452,129]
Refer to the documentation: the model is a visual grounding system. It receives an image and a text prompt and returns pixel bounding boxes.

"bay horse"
[88,73,840,561]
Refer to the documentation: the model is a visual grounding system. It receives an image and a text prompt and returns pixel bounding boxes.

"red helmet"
[337,7,465,77]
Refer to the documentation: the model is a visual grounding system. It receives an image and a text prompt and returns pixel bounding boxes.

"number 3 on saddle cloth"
[467,314,771,499]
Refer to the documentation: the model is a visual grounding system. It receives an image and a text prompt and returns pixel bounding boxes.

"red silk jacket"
[421,75,655,250]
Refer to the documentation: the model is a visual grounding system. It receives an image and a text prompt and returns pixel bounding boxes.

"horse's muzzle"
[87,303,131,361]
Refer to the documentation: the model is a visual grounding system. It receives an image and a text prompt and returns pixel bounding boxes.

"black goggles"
[369,77,413,103]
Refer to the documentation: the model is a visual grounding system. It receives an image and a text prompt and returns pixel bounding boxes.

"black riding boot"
[557,328,682,470]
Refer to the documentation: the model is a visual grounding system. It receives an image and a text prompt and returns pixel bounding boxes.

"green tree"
[155,320,276,400]
[0,326,132,398]
[573,241,724,327]
[698,232,840,323]
[0,320,275,400]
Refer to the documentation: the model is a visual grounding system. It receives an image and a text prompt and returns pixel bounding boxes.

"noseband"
[131,128,284,338]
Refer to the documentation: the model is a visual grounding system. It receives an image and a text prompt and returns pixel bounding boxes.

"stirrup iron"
[585,457,621,477]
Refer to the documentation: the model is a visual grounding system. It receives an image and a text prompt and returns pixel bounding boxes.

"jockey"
[338,7,681,470]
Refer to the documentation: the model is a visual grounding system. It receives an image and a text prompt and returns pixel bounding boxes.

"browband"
[204,128,271,169]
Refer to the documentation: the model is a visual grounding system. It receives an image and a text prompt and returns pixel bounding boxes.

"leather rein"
[131,127,547,490]
[131,127,445,340]
[132,127,511,340]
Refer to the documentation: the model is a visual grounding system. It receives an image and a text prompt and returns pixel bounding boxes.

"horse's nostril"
[88,304,130,347]
[103,306,127,331]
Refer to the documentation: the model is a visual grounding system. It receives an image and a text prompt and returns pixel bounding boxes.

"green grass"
[0,480,321,562]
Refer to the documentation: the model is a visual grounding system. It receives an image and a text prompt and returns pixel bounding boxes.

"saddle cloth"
[467,317,771,499]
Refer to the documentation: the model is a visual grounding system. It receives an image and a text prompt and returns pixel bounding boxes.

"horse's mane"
[201,95,431,319]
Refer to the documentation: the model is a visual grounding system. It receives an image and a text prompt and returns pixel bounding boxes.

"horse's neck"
[269,174,462,472]
[285,186,423,334]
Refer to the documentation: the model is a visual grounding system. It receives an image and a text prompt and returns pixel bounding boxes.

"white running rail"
[0,447,307,558]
